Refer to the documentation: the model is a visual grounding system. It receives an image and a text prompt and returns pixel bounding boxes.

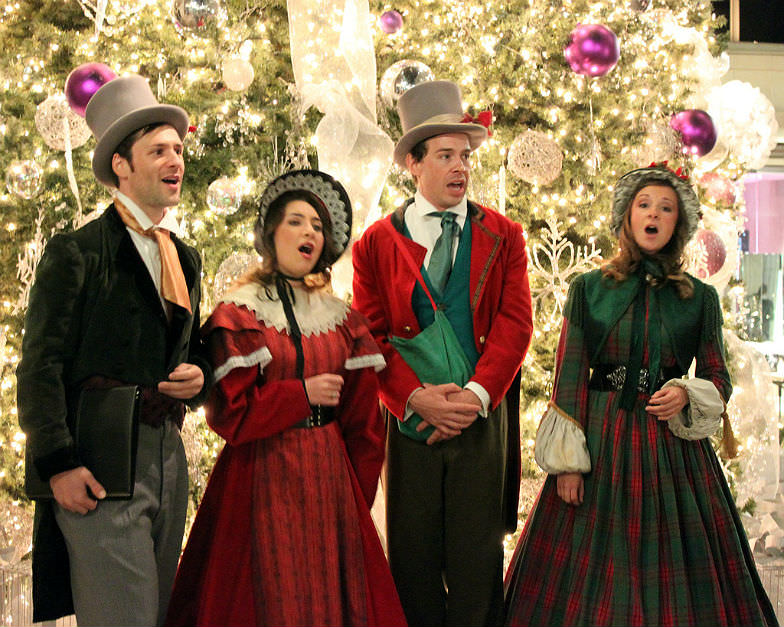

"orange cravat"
[115,199,192,313]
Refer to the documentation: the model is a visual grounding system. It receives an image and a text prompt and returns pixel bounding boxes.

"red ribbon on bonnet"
[648,160,690,182]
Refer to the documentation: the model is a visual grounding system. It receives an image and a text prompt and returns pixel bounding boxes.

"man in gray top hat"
[353,80,533,626]
[17,74,210,626]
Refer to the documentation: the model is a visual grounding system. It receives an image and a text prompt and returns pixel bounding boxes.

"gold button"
[479,335,486,343]
[404,325,412,333]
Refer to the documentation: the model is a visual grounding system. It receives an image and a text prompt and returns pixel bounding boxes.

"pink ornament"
[695,228,727,277]
[564,24,620,78]
[669,109,717,157]
[698,172,736,206]
[380,10,403,34]
[65,63,117,117]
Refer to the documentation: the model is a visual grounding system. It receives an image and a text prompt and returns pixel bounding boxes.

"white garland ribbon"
[94,0,108,35]
[62,117,84,220]
[287,0,393,238]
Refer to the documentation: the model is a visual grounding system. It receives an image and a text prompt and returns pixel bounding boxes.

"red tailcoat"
[352,200,533,529]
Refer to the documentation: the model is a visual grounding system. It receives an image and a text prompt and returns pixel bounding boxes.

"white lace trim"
[222,282,349,336]
[345,354,386,372]
[214,347,273,382]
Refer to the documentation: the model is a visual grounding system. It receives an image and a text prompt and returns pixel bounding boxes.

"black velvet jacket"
[16,204,211,622]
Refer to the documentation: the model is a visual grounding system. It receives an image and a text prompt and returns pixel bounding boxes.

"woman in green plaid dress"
[504,163,777,627]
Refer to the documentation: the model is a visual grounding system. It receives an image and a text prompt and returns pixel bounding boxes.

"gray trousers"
[385,401,509,627]
[54,421,188,627]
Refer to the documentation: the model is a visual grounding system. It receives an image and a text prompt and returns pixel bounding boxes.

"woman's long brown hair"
[601,180,694,299]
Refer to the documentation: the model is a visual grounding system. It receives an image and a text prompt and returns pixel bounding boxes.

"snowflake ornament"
[527,217,602,324]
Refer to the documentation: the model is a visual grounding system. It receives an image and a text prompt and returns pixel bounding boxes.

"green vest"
[405,218,479,369]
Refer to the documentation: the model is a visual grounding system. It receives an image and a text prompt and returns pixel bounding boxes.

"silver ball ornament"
[207,177,242,216]
[380,60,434,109]
[172,0,219,32]
[5,160,43,199]
[213,252,258,301]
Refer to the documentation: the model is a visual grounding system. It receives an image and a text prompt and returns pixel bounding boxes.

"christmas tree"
[3,0,779,569]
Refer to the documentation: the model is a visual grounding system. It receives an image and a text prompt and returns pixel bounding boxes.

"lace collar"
[222,281,349,337]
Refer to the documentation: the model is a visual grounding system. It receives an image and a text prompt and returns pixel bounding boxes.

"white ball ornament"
[222,58,254,92]
[507,130,563,186]
[35,94,91,151]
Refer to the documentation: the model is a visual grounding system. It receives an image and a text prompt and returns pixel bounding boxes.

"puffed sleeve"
[203,303,312,445]
[662,378,725,440]
[337,310,387,506]
[534,275,592,475]
[664,284,731,441]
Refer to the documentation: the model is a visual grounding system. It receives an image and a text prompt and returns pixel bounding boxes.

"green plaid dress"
[505,273,777,627]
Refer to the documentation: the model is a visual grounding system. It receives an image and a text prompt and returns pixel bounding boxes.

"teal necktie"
[427,211,459,294]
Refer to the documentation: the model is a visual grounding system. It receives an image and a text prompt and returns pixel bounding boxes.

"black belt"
[588,364,682,393]
[292,405,336,429]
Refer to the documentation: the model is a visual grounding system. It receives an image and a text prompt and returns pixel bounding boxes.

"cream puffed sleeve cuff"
[662,378,724,441]
[534,402,591,474]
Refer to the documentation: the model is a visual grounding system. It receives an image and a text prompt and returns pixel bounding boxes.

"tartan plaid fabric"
[505,284,777,627]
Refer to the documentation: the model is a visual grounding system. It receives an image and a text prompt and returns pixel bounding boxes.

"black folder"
[24,385,141,500]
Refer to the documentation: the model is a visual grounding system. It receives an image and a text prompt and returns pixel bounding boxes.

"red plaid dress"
[505,277,777,627]
[166,286,406,627]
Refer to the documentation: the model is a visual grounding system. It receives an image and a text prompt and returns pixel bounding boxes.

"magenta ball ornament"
[564,24,620,78]
[379,10,403,34]
[65,63,117,117]
[669,109,717,157]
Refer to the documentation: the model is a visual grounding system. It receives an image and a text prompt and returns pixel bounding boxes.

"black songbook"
[25,386,141,500]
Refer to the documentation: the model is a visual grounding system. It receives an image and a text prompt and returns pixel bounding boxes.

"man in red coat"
[352,80,533,627]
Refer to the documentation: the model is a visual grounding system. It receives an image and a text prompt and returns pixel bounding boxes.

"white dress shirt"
[114,191,182,316]
[403,191,490,418]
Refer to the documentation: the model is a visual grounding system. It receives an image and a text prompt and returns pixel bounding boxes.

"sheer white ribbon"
[62,116,84,220]
[287,0,393,238]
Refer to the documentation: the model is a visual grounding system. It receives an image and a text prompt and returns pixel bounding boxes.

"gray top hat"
[85,74,189,187]
[393,80,489,168]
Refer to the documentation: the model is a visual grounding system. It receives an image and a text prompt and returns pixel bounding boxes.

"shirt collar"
[413,190,468,222]
[114,190,182,236]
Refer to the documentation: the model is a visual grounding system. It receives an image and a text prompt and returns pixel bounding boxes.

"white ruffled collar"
[222,281,349,337]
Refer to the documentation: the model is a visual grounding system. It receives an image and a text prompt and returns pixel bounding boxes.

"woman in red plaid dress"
[166,171,406,627]
[504,163,777,627]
